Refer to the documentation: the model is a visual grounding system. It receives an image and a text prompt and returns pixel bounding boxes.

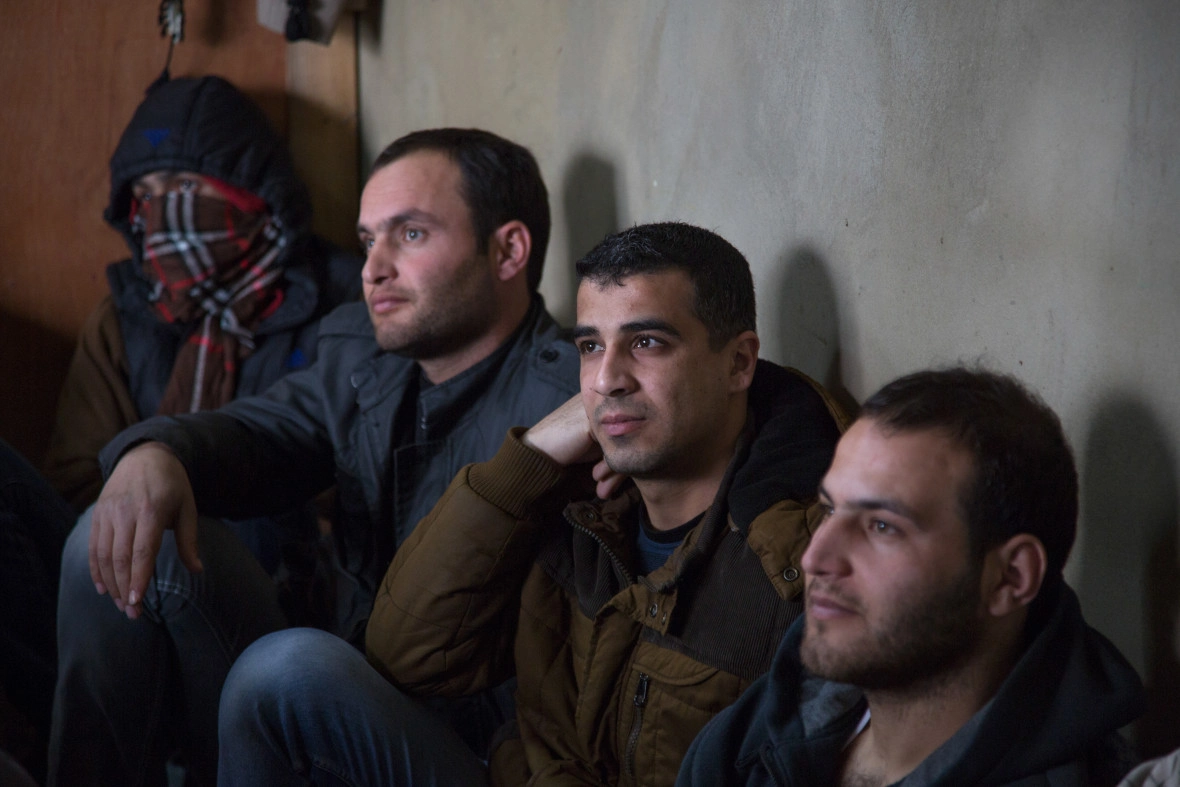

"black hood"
[105,75,312,264]
[728,361,845,532]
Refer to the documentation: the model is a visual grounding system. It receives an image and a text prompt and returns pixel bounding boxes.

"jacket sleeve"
[97,353,340,520]
[43,297,139,511]
[365,428,570,697]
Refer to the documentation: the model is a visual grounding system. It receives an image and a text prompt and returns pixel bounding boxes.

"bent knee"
[224,629,353,706]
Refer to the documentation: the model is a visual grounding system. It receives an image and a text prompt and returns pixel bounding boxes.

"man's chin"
[800,628,853,681]
[601,450,659,480]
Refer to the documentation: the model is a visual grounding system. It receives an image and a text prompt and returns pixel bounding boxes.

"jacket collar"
[759,584,1145,786]
[349,295,548,428]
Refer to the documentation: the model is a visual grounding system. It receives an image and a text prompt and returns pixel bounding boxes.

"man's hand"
[521,395,626,499]
[89,442,202,619]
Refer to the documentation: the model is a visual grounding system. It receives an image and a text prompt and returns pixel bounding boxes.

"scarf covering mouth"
[133,183,286,414]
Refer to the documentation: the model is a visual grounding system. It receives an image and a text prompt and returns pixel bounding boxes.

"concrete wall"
[358,0,1180,747]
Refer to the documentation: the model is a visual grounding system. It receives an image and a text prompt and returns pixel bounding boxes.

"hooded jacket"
[676,583,1146,787]
[45,76,362,509]
[366,361,847,786]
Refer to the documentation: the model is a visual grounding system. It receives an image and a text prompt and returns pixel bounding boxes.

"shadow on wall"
[772,246,859,417]
[358,0,384,47]
[559,152,620,325]
[1075,397,1180,757]
[0,310,74,468]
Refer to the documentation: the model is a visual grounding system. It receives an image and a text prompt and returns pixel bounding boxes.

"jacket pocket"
[623,648,747,787]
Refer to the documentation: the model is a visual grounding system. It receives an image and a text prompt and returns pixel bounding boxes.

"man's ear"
[983,534,1047,617]
[488,220,532,282]
[727,330,760,393]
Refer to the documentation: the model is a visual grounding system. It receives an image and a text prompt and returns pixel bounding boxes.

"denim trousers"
[49,509,288,786]
[0,440,75,783]
[218,628,494,786]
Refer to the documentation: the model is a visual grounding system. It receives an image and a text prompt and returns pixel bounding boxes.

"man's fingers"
[110,510,137,604]
[592,458,627,500]
[90,441,198,616]
[92,512,121,605]
[127,516,165,614]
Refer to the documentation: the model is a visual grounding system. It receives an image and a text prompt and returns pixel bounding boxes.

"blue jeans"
[218,629,493,786]
[49,510,288,786]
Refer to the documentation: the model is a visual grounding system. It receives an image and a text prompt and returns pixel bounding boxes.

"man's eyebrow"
[620,318,682,337]
[571,319,683,342]
[817,483,919,522]
[356,208,436,235]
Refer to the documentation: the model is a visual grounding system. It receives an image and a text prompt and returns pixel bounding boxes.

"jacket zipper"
[566,511,635,586]
[623,672,650,782]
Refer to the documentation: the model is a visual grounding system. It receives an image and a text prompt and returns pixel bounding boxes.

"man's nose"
[361,238,396,286]
[593,345,637,397]
[800,509,851,578]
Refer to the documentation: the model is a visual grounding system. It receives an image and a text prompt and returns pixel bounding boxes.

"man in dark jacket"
[50,128,579,786]
[5,74,361,783]
[678,368,1146,787]
[216,222,847,786]
[44,75,362,513]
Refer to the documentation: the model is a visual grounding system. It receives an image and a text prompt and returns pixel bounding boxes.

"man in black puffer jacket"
[45,75,362,515]
[20,74,359,784]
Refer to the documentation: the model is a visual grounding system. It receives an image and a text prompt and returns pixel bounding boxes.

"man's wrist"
[468,428,568,518]
[519,428,565,465]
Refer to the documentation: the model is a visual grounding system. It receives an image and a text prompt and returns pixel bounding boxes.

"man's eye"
[179,178,198,192]
[871,520,895,535]
[359,237,374,254]
[633,335,663,349]
[403,227,423,242]
[577,341,602,355]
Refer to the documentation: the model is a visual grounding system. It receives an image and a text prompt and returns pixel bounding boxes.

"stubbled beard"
[601,441,672,479]
[373,303,493,358]
[800,565,983,693]
[369,260,497,359]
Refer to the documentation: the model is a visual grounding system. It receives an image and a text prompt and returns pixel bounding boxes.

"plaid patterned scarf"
[134,183,286,414]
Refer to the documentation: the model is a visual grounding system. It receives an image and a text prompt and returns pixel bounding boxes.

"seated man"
[51,128,579,786]
[14,73,360,782]
[217,221,848,785]
[45,75,362,516]
[678,368,1146,786]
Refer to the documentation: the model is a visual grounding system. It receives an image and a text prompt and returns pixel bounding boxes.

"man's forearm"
[99,392,334,519]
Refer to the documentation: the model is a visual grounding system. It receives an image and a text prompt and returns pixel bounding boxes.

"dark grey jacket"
[101,296,580,641]
[677,583,1145,787]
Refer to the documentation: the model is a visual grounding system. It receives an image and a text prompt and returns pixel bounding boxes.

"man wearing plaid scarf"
[33,74,362,784]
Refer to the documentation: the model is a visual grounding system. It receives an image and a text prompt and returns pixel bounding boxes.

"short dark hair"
[575,222,756,349]
[860,367,1078,588]
[370,128,550,291]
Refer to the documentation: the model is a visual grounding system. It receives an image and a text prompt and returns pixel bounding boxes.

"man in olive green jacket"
[217,222,846,786]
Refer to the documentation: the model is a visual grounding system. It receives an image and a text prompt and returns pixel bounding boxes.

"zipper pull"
[634,673,649,708]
